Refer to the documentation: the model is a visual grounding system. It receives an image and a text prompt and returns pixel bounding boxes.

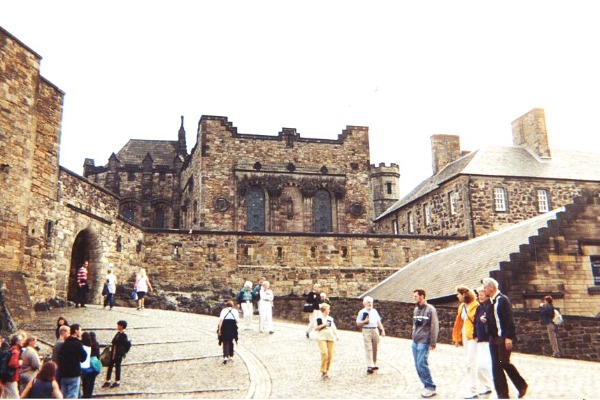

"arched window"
[155,207,165,229]
[247,186,265,231]
[121,203,137,222]
[314,189,332,232]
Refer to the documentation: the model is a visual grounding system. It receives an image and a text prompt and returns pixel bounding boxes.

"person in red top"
[76,261,89,308]
[4,334,23,398]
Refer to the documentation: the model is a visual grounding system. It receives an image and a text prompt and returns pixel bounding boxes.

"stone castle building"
[1,25,599,332]
[374,108,600,239]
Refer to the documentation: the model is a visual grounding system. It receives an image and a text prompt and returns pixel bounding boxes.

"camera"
[414,315,428,327]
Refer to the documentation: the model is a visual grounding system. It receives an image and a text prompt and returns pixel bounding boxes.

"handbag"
[90,356,102,373]
[131,289,138,300]
[100,345,112,366]
[102,282,109,296]
[303,303,314,313]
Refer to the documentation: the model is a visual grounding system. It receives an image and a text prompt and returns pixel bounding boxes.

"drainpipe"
[467,177,476,238]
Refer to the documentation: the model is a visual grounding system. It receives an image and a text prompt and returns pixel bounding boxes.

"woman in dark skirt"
[217,300,239,365]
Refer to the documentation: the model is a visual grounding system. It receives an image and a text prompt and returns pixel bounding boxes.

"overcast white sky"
[3,1,599,196]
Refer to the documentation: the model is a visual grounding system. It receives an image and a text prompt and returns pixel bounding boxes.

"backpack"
[123,339,132,354]
[0,348,15,381]
[552,308,564,325]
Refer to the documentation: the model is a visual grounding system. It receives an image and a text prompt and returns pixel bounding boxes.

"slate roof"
[377,146,600,220]
[115,139,180,166]
[363,207,564,303]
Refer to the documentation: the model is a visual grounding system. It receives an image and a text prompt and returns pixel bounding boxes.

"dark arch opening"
[69,228,101,304]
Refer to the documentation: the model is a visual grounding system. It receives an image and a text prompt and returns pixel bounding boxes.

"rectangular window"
[591,256,600,286]
[423,203,431,226]
[494,187,507,211]
[449,191,458,215]
[386,182,393,195]
[392,219,399,235]
[408,211,414,233]
[537,189,549,213]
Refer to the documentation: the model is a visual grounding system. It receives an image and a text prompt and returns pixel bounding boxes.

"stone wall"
[141,230,463,302]
[273,297,600,361]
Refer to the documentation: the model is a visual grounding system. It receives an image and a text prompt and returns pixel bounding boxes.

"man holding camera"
[356,296,385,374]
[412,288,439,398]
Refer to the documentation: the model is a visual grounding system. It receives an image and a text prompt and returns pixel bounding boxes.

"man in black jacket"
[481,278,528,399]
[58,324,87,398]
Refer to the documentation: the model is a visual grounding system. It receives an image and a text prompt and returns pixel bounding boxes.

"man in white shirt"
[356,296,385,374]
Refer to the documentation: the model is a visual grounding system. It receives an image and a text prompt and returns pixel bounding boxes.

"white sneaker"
[421,388,437,398]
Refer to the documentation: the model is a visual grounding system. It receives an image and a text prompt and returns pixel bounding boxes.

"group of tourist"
[302,277,539,399]
[0,318,130,399]
[75,260,152,312]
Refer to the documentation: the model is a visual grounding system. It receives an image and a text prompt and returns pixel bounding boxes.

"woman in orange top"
[452,286,479,399]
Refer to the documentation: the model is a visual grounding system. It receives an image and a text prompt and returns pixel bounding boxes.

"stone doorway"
[69,228,101,304]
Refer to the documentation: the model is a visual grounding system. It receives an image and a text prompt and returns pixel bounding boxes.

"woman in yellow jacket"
[452,286,479,399]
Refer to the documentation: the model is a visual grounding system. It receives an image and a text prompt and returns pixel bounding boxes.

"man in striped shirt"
[76,261,89,308]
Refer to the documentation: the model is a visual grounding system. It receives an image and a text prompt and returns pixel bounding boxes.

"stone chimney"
[511,108,551,158]
[431,134,461,175]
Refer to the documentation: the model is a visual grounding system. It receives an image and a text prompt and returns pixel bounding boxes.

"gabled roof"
[115,139,180,166]
[377,146,600,220]
[363,207,564,303]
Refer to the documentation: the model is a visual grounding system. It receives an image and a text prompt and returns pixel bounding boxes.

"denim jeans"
[104,293,115,308]
[412,342,436,390]
[60,376,81,399]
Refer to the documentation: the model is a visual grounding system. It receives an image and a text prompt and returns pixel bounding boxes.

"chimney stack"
[431,134,461,175]
[511,108,551,158]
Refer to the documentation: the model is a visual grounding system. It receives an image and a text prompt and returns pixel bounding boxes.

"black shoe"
[367,367,374,374]
[518,384,528,398]
[306,332,309,338]
[110,382,120,388]
[372,366,379,370]
[102,382,111,388]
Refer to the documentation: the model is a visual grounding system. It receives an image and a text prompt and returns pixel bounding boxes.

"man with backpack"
[540,295,561,358]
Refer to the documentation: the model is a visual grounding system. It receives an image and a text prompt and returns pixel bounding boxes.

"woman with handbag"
[134,268,152,311]
[102,320,130,389]
[315,303,339,380]
[217,300,239,364]
[80,332,100,398]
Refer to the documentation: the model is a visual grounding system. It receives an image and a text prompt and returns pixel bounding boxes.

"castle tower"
[370,163,400,218]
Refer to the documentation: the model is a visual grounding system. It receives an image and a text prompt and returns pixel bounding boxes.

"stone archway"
[69,228,102,304]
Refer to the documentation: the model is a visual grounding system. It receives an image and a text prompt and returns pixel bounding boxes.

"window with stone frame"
[449,191,459,215]
[392,218,399,235]
[407,211,415,233]
[154,206,166,229]
[314,189,333,233]
[423,203,431,226]
[386,182,393,195]
[493,187,507,212]
[537,189,550,213]
[247,185,266,232]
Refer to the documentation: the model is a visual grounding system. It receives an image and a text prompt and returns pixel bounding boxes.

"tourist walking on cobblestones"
[305,283,321,338]
[315,303,339,380]
[411,288,439,398]
[539,295,561,358]
[75,261,89,308]
[236,281,255,330]
[356,296,385,374]
[452,286,480,399]
[217,300,239,364]
[19,336,41,393]
[259,280,275,334]
[103,266,117,310]
[102,320,130,389]
[253,276,265,325]
[134,268,152,310]
[58,324,86,398]
[473,287,494,396]
[481,278,528,399]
